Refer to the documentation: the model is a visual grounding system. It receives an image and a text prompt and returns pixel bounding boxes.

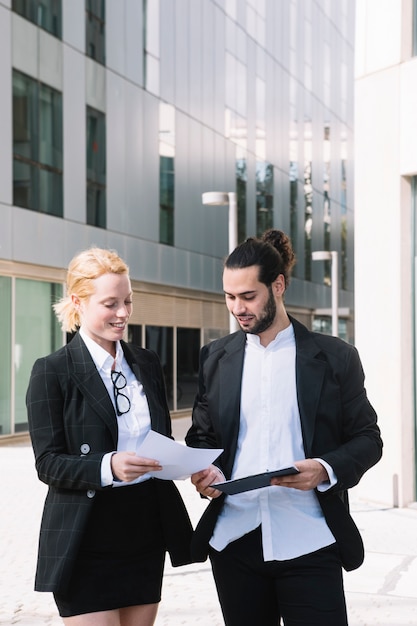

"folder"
[212,466,299,495]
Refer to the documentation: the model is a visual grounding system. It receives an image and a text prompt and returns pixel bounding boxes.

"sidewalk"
[1,419,417,625]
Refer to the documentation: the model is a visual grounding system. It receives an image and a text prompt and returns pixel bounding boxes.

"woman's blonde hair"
[53,247,129,332]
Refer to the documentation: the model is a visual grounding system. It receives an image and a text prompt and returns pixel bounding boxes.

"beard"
[240,286,277,335]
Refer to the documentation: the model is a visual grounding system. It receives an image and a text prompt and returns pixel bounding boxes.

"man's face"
[223,266,277,335]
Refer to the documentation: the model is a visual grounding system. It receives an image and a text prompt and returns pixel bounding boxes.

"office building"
[0,0,355,438]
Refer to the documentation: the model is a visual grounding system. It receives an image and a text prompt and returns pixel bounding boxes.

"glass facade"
[2,1,356,436]
[13,71,63,217]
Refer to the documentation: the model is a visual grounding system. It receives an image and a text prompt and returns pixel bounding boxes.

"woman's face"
[73,272,132,355]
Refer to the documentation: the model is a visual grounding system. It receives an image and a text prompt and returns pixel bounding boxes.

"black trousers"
[209,526,348,626]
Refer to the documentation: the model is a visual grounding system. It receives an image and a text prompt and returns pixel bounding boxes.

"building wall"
[0,0,356,435]
[355,0,416,506]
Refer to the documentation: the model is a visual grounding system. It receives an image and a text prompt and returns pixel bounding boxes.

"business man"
[186,229,382,626]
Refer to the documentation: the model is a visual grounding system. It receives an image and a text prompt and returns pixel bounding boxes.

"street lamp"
[202,191,238,333]
[312,250,339,337]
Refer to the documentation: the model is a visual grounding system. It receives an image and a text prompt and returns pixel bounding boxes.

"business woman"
[26,247,192,625]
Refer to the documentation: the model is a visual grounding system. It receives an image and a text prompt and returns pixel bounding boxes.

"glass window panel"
[14,279,63,432]
[146,326,173,410]
[13,0,62,38]
[13,71,38,161]
[39,168,63,216]
[127,325,143,348]
[86,107,106,184]
[0,277,12,436]
[86,106,106,227]
[87,183,106,228]
[13,160,38,210]
[39,84,63,169]
[177,329,199,410]
[86,0,105,64]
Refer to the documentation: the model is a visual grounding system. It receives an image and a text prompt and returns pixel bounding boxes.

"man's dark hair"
[225,229,296,288]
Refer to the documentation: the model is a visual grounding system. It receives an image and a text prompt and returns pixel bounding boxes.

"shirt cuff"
[101,451,116,486]
[314,458,337,492]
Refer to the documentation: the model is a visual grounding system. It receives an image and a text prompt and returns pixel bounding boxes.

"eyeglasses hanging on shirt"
[111,370,131,416]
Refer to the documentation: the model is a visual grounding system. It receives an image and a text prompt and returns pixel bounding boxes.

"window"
[146,326,174,409]
[12,0,62,38]
[13,70,63,216]
[86,106,106,228]
[86,0,105,64]
[159,103,175,245]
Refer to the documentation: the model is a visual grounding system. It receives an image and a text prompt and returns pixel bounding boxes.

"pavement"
[1,416,417,625]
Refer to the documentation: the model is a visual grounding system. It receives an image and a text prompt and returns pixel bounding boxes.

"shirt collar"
[245,322,294,349]
[79,328,122,372]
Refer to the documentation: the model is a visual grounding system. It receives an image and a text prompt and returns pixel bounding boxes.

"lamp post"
[312,250,339,337]
[202,191,238,333]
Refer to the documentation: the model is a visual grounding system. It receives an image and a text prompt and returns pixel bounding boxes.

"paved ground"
[1,418,417,625]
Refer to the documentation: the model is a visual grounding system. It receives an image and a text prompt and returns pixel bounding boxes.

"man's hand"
[111,451,162,482]
[190,464,224,499]
[270,459,329,491]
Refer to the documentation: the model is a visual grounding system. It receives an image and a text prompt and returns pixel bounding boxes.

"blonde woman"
[27,247,192,625]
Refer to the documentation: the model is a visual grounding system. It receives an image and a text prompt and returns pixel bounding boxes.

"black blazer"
[186,316,383,571]
[27,333,192,593]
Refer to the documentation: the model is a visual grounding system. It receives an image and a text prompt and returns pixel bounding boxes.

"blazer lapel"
[67,334,118,442]
[218,332,246,474]
[291,317,326,457]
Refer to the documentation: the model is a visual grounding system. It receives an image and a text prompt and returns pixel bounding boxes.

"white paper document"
[136,430,223,480]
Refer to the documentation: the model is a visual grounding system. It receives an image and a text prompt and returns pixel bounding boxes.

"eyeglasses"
[111,370,131,416]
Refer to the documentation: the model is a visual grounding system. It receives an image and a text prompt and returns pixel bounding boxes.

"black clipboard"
[212,466,299,495]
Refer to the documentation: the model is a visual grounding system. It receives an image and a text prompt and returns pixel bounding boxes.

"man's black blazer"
[186,316,383,571]
[27,332,192,593]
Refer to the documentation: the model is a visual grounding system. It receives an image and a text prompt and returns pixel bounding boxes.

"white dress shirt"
[79,329,152,487]
[210,323,336,561]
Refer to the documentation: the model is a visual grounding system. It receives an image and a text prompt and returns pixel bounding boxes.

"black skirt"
[54,479,166,617]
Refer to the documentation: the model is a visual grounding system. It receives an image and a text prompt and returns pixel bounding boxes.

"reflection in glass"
[289,96,298,276]
[304,160,312,281]
[323,123,331,285]
[236,153,247,244]
[86,106,106,228]
[256,161,273,237]
[159,103,175,245]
